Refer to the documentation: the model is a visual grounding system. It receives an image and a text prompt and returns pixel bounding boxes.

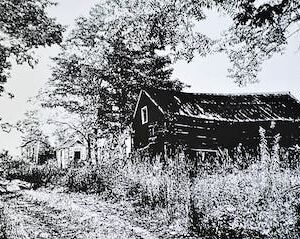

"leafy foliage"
[65,164,110,194]
[0,155,63,188]
[193,165,300,238]
[18,110,54,163]
[42,1,186,134]
[20,111,48,146]
[51,0,300,86]
[191,128,300,238]
[0,202,7,239]
[44,44,184,130]
[211,0,300,84]
[0,0,63,94]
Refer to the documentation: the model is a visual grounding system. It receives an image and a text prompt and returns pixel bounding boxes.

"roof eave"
[132,89,165,120]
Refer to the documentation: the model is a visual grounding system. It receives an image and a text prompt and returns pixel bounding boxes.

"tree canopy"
[19,110,47,145]
[43,17,185,130]
[0,0,64,95]
[43,0,300,132]
[67,0,298,85]
[219,0,300,85]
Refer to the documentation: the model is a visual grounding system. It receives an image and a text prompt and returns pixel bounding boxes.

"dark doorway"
[74,151,81,161]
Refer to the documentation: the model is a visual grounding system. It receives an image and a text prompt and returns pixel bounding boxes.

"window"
[141,106,148,124]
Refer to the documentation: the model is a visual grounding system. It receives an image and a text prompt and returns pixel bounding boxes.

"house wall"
[132,91,164,149]
[21,145,35,161]
[169,117,219,150]
[216,120,300,148]
[167,119,300,152]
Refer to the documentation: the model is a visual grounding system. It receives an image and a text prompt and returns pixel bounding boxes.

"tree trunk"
[87,135,92,163]
[35,141,40,164]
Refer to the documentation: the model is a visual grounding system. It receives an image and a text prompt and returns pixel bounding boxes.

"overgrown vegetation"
[0,156,63,189]
[1,129,300,238]
[0,202,7,239]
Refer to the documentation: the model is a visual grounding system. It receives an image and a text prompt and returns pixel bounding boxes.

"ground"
[0,189,161,239]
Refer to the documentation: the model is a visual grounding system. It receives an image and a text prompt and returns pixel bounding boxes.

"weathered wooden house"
[132,88,300,156]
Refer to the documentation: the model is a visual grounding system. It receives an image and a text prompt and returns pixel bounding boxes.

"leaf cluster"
[0,0,64,93]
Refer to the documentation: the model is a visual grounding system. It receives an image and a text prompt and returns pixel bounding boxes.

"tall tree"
[43,21,185,131]
[0,0,64,95]
[70,0,299,85]
[43,0,300,128]
[20,110,53,163]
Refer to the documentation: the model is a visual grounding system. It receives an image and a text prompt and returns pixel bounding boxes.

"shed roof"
[56,138,84,150]
[143,88,300,122]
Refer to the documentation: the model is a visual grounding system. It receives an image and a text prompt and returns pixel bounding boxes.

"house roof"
[143,88,300,122]
[56,137,84,150]
[20,140,49,148]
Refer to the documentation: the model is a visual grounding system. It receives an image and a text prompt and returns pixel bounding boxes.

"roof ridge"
[146,88,292,97]
[140,88,300,122]
[180,90,292,97]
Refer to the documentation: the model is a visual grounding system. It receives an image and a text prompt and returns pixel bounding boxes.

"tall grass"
[0,203,7,239]
[2,129,300,238]
[191,127,300,238]
[123,152,191,230]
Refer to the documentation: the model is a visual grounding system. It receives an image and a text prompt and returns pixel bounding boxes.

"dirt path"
[1,189,158,239]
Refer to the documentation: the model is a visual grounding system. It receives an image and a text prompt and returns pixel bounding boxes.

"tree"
[48,111,98,162]
[42,0,300,146]
[0,0,64,95]
[67,0,299,86]
[20,110,53,163]
[217,0,300,85]
[42,15,185,131]
[44,0,300,121]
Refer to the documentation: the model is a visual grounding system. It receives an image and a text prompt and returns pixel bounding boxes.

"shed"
[56,138,87,168]
[131,88,300,155]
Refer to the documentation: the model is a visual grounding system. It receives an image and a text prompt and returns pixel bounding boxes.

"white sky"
[0,0,300,154]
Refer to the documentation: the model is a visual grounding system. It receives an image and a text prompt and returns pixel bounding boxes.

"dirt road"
[1,189,159,239]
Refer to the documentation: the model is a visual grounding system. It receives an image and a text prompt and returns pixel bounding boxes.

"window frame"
[141,106,148,125]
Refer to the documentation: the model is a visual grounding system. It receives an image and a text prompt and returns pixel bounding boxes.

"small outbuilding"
[56,138,87,168]
[132,88,300,156]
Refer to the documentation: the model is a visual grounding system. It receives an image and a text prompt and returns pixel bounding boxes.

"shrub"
[65,163,110,194]
[123,152,192,233]
[190,129,300,238]
[0,156,64,188]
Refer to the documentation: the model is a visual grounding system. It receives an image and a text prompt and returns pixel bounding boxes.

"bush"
[65,163,109,194]
[190,128,300,239]
[0,156,64,188]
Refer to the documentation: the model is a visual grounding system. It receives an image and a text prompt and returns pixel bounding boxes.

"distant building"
[132,88,300,156]
[56,138,87,168]
[21,139,54,164]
